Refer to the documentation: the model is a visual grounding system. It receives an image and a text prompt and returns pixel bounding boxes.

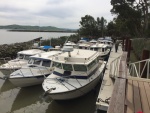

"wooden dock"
[96,45,123,111]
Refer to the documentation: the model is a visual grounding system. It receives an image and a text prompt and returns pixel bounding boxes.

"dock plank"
[139,82,150,113]
[144,82,150,109]
[126,80,134,113]
[133,80,142,113]
[107,78,126,113]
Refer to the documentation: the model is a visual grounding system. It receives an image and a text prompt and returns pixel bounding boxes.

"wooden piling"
[125,38,129,51]
[127,39,131,62]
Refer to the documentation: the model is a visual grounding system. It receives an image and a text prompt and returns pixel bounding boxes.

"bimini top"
[30,51,62,60]
[53,49,99,64]
[17,49,45,55]
[90,43,108,48]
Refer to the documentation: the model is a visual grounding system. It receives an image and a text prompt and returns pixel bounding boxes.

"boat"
[0,49,45,77]
[8,51,62,87]
[42,47,106,100]
[89,43,110,61]
[98,38,113,49]
[64,41,77,48]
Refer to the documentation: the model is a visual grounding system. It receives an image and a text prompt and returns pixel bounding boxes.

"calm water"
[0,73,102,113]
[0,30,74,44]
[0,30,104,113]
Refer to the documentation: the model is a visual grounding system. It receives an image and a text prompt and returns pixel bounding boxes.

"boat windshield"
[94,48,98,51]
[74,64,87,71]
[87,59,97,70]
[33,59,41,65]
[28,59,32,64]
[62,64,73,71]
[18,54,24,59]
[24,55,31,60]
[53,62,62,69]
[42,60,51,67]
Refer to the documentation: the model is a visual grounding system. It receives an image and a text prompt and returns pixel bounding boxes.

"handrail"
[109,55,122,78]
[129,58,150,78]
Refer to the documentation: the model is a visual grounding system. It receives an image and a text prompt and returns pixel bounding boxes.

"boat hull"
[0,69,18,78]
[9,75,47,87]
[46,70,104,100]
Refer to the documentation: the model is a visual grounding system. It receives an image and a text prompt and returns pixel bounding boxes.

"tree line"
[78,0,150,39]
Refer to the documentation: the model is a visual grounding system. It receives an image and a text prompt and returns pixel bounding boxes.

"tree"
[79,15,107,38]
[79,15,99,38]
[110,0,150,37]
[97,17,107,37]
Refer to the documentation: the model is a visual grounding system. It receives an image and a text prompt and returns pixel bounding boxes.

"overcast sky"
[0,0,114,29]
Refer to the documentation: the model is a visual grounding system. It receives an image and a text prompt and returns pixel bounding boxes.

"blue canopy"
[43,46,53,49]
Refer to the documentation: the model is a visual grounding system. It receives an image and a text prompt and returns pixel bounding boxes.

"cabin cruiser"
[98,39,113,49]
[0,49,45,77]
[9,51,62,87]
[64,41,77,48]
[42,47,106,100]
[89,43,110,61]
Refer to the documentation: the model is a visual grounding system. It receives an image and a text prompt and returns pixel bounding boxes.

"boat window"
[102,48,104,52]
[87,59,96,70]
[62,64,73,71]
[74,64,87,71]
[18,54,24,59]
[90,48,93,50]
[33,59,41,65]
[79,47,82,49]
[42,60,51,67]
[94,48,98,51]
[24,55,30,60]
[28,59,32,64]
[53,62,62,69]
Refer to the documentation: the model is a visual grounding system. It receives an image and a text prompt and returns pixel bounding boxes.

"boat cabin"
[28,51,62,68]
[17,49,45,60]
[52,49,102,78]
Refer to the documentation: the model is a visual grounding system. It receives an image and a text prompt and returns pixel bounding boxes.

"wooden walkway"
[96,45,123,111]
[107,52,150,113]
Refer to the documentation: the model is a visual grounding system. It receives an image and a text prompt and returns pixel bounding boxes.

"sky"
[0,0,114,29]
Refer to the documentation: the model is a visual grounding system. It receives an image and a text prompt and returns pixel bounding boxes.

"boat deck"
[96,45,123,111]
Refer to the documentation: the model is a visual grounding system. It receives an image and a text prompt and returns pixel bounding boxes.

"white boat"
[9,51,62,87]
[89,39,97,44]
[64,41,77,48]
[42,47,106,100]
[98,39,113,49]
[0,49,45,77]
[89,43,110,61]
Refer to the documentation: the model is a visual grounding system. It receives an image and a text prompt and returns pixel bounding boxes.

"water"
[0,30,74,45]
[0,75,102,113]
[0,30,104,113]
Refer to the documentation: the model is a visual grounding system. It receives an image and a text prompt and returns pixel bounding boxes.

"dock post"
[122,37,125,51]
[141,49,150,78]
[125,37,129,51]
[127,39,131,62]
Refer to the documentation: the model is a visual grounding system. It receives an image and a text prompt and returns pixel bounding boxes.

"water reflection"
[11,85,49,112]
[0,79,16,93]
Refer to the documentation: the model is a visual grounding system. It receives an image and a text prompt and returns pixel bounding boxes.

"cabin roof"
[90,43,108,48]
[18,49,45,55]
[53,49,99,64]
[30,51,62,60]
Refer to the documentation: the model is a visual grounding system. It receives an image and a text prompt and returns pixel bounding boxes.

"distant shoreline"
[8,29,77,33]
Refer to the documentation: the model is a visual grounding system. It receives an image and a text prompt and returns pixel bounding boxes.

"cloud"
[0,0,114,29]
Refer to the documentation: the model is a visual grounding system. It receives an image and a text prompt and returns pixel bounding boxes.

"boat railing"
[129,58,150,78]
[109,55,122,78]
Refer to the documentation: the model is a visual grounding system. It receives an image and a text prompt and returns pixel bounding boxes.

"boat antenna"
[64,36,70,45]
